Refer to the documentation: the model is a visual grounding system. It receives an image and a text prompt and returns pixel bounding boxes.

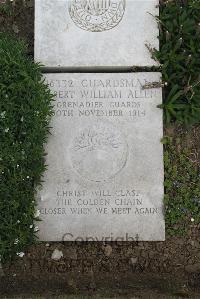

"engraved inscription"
[37,73,164,242]
[69,121,128,182]
[69,0,126,32]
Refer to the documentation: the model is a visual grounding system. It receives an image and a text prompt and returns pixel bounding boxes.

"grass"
[0,34,54,263]
[163,128,200,235]
[153,0,200,125]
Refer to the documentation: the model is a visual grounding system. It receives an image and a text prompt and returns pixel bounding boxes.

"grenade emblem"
[69,121,128,182]
[83,0,111,16]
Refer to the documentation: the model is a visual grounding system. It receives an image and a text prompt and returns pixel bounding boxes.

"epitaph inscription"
[69,0,126,32]
[37,73,165,241]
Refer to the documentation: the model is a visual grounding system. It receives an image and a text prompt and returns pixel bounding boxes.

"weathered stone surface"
[37,72,165,241]
[34,0,159,68]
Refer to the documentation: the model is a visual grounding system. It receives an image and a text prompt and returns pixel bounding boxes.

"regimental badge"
[69,0,126,32]
[69,121,128,182]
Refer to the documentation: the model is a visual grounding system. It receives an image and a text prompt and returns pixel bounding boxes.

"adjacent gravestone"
[34,0,159,68]
[37,72,165,241]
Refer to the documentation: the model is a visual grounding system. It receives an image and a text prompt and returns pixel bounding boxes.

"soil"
[0,1,200,298]
[1,231,200,297]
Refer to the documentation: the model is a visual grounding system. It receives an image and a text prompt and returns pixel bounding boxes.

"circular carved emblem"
[69,0,126,32]
[70,122,128,182]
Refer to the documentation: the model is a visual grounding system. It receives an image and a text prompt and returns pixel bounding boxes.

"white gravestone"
[34,0,159,68]
[37,72,165,241]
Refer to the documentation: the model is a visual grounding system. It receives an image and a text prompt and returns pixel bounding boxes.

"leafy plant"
[154,0,200,125]
[163,133,200,235]
[0,34,54,263]
[0,0,15,17]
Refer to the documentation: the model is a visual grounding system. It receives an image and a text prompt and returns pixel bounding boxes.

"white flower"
[20,116,24,122]
[34,226,39,232]
[191,218,195,222]
[29,225,33,229]
[17,164,19,168]
[35,210,40,218]
[17,220,20,224]
[27,176,30,179]
[17,252,25,258]
[1,111,6,118]
[14,238,19,245]
[4,128,9,133]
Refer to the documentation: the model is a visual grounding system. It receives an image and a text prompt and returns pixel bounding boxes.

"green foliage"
[163,134,200,235]
[0,0,13,16]
[154,0,200,125]
[0,34,54,263]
